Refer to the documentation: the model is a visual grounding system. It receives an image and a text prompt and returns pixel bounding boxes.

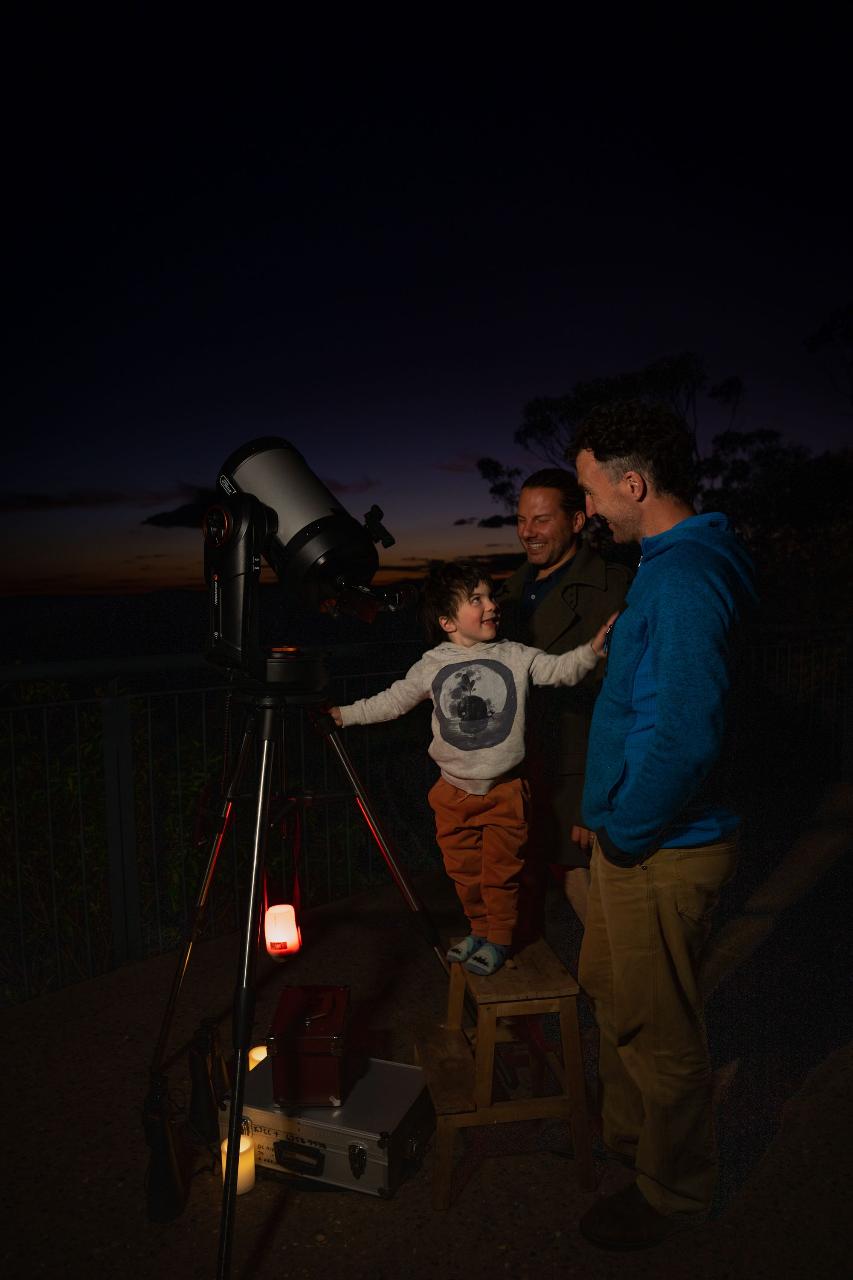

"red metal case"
[267,985,352,1107]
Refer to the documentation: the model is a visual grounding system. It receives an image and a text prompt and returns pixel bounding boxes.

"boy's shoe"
[579,1183,705,1250]
[446,935,485,964]
[464,942,509,976]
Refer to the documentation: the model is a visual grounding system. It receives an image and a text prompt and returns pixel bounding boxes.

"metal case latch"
[348,1143,368,1179]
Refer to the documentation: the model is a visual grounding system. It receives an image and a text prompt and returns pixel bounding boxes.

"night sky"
[4,22,851,598]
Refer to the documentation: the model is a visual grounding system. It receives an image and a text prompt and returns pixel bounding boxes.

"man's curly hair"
[421,559,494,644]
[570,400,697,503]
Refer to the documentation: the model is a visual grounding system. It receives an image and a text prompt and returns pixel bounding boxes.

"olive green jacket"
[498,540,632,776]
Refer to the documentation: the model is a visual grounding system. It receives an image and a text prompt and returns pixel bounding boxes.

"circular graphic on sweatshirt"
[432,658,517,750]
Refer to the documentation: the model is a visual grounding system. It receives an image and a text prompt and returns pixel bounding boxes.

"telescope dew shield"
[219,437,380,609]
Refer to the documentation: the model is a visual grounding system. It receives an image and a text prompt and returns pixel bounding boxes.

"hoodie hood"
[430,639,503,660]
[640,512,757,606]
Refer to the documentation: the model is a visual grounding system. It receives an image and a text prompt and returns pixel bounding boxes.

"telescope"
[203,436,403,686]
[145,436,439,1279]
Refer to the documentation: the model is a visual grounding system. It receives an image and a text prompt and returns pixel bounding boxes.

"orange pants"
[427,775,529,947]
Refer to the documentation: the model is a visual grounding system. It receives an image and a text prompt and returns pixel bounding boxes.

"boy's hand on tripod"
[308,706,342,735]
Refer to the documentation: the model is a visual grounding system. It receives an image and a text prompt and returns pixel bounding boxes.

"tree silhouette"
[698,430,853,621]
[478,350,722,515]
[708,375,745,427]
[805,303,853,413]
[475,351,853,620]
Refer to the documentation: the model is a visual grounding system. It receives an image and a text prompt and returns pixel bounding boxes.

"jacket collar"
[501,540,607,651]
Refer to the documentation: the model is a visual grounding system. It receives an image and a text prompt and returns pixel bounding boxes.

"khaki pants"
[580,835,738,1215]
[428,776,529,947]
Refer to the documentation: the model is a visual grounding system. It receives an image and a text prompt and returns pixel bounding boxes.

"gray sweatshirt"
[339,638,598,795]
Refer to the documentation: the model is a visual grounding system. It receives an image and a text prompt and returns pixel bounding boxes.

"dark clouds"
[434,454,483,474]
[0,487,198,513]
[142,492,217,529]
[454,515,516,528]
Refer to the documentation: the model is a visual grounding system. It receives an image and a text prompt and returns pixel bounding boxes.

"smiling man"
[571,401,757,1249]
[499,470,630,932]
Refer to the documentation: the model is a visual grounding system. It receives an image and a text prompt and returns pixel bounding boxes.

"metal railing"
[1,628,850,1006]
[0,646,435,1005]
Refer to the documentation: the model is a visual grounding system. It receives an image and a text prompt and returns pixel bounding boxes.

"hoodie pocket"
[606,762,628,809]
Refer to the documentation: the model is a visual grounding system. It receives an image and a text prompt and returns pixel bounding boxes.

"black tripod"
[144,652,446,1279]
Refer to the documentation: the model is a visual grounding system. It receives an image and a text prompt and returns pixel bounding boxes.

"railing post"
[102,694,142,965]
[844,633,853,781]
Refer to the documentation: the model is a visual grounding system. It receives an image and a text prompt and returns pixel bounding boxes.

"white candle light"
[264,903,302,957]
[248,1044,268,1071]
[221,1133,255,1195]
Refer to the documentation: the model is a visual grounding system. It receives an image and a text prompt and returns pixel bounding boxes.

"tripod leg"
[149,713,257,1078]
[218,703,279,1280]
[143,712,257,1225]
[324,726,448,973]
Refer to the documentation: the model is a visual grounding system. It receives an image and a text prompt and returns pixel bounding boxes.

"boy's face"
[440,580,499,648]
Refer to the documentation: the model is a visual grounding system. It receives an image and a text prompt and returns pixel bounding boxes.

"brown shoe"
[579,1182,704,1251]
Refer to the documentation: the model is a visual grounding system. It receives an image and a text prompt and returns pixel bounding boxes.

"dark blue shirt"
[519,563,568,625]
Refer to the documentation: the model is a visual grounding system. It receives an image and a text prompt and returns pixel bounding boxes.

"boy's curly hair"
[421,559,494,644]
[571,399,697,503]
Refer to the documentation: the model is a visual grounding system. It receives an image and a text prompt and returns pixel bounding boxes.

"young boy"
[330,560,615,975]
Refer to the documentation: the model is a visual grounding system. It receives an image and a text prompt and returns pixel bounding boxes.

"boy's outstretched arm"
[529,611,621,687]
[331,656,433,727]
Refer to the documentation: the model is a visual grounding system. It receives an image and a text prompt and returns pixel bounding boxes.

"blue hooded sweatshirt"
[582,512,756,866]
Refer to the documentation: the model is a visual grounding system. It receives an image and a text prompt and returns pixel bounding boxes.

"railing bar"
[10,710,29,1000]
[148,696,163,952]
[344,677,352,897]
[299,707,309,902]
[231,709,242,931]
[0,641,427,688]
[0,694,101,714]
[73,705,94,979]
[174,694,187,922]
[323,726,331,902]
[0,678,421,716]
[43,707,62,988]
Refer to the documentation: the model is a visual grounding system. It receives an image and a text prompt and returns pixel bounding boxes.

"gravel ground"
[4,845,853,1280]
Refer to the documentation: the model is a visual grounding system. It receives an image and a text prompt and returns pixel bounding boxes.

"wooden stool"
[416,937,593,1209]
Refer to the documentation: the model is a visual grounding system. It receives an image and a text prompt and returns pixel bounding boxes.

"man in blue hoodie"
[571,401,756,1250]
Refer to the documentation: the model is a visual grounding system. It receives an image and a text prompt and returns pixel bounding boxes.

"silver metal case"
[221,1057,434,1197]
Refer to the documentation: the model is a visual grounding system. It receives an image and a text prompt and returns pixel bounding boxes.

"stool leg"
[432,1116,456,1210]
[558,995,594,1189]
[525,1014,547,1095]
[445,962,466,1030]
[474,1003,497,1109]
